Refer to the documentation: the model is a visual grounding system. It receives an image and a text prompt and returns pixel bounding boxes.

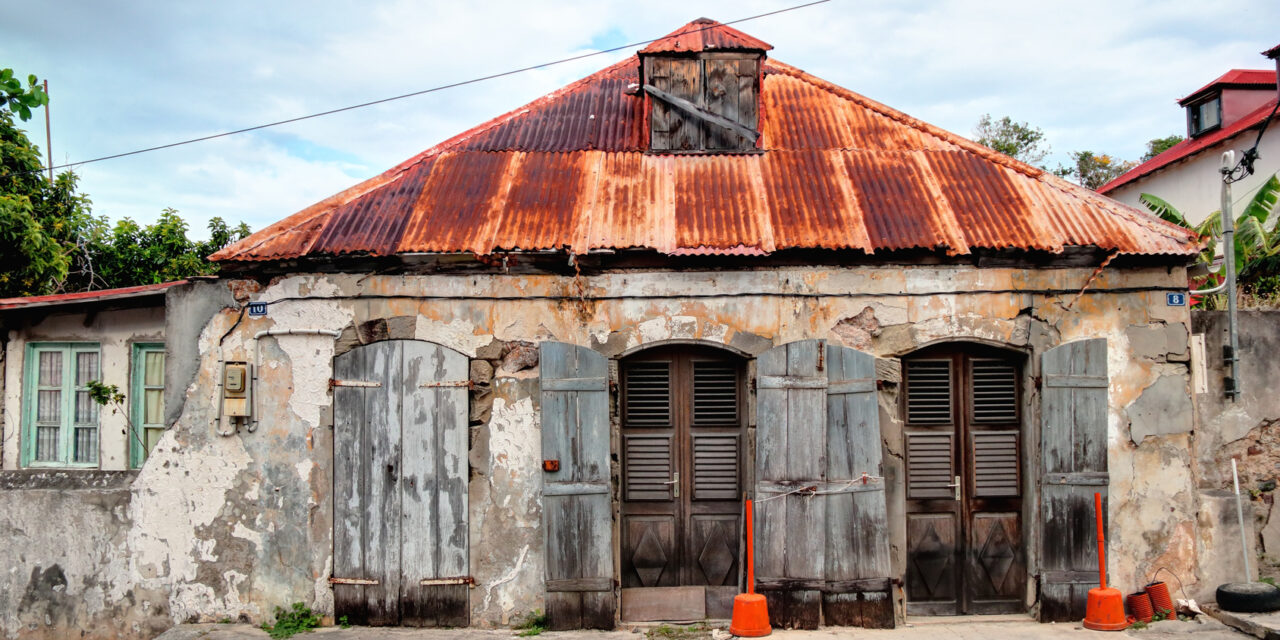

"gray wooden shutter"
[1039,339,1109,622]
[540,342,614,630]
[400,341,470,627]
[755,339,827,629]
[332,340,471,627]
[823,344,894,628]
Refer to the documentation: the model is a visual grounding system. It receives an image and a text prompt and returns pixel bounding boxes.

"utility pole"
[1222,150,1240,401]
[43,80,52,181]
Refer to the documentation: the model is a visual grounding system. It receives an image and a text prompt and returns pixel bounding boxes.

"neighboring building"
[0,20,1227,639]
[0,282,179,471]
[1100,44,1280,223]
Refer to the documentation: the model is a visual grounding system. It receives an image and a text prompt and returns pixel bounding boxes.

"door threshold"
[906,613,1034,625]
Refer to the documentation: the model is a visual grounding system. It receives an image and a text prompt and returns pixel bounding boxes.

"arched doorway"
[901,343,1026,615]
[619,344,747,620]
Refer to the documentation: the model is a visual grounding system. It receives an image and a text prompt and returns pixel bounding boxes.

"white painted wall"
[1,305,165,470]
[1107,128,1280,226]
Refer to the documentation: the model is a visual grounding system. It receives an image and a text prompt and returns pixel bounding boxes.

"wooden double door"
[903,346,1026,615]
[620,346,745,619]
[331,340,470,627]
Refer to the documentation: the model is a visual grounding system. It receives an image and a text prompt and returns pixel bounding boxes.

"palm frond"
[1139,193,1189,227]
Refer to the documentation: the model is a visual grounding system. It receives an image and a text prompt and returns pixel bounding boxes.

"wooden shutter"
[1039,339,1109,622]
[332,340,470,627]
[541,342,614,630]
[755,339,828,629]
[400,341,470,626]
[646,57,702,151]
[823,344,894,628]
[704,57,760,151]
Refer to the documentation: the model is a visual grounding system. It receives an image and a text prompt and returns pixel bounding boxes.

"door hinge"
[329,576,379,585]
[419,576,476,587]
[330,379,381,389]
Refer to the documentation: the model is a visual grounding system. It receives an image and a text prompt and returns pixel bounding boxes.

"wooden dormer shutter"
[644,54,760,152]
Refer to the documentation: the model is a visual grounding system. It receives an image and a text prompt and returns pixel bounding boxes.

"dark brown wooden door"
[621,346,744,617]
[904,346,1025,615]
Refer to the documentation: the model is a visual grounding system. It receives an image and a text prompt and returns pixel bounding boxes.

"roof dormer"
[639,18,771,153]
[1178,69,1277,137]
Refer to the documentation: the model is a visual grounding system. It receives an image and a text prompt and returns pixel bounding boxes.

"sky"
[4,1,1279,238]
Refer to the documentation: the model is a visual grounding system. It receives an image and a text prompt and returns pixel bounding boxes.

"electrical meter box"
[222,362,251,417]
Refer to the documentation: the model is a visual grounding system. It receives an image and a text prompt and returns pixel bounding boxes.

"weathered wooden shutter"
[755,339,828,629]
[332,340,470,627]
[400,341,470,626]
[646,57,703,151]
[823,344,894,628]
[1039,339,1109,622]
[703,58,759,151]
[541,342,614,629]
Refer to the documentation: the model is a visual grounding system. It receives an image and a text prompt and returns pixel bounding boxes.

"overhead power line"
[5,0,830,179]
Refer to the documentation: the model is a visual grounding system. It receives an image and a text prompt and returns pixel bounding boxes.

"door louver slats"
[625,362,671,426]
[693,362,738,425]
[906,360,952,424]
[971,359,1018,424]
[692,435,738,500]
[624,435,673,501]
[906,432,954,499]
[973,432,1019,497]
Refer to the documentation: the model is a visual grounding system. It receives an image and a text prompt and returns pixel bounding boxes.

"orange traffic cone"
[729,500,771,637]
[1083,492,1128,631]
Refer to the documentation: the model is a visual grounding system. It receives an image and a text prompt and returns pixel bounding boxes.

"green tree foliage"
[1,84,250,297]
[1056,151,1137,190]
[974,114,1050,167]
[89,209,250,288]
[1142,135,1185,162]
[1,69,49,122]
[0,109,95,296]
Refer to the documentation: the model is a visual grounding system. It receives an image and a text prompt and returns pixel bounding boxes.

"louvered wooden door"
[621,346,744,619]
[904,347,1025,615]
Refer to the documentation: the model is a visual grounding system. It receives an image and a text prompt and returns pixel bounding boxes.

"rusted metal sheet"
[639,18,773,54]
[211,36,1201,264]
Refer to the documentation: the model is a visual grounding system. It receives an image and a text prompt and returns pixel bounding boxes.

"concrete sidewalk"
[156,616,1250,640]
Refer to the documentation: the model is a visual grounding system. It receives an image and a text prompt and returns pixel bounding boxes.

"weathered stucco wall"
[1,265,1204,637]
[1,305,166,470]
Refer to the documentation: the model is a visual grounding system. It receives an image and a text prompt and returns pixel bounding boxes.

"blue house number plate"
[248,302,268,317]
[1166,292,1187,307]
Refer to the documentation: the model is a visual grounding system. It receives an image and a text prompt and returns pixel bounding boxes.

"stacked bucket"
[1126,582,1176,624]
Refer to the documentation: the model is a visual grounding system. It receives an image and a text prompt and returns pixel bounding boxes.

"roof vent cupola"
[639,18,771,153]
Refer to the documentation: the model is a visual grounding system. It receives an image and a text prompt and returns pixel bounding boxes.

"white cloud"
[3,0,1278,237]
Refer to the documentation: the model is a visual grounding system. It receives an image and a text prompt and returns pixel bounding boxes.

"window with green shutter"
[23,343,101,467]
[130,343,166,468]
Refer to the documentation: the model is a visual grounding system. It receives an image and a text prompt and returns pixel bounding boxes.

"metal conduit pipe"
[1221,151,1241,401]
[248,328,342,433]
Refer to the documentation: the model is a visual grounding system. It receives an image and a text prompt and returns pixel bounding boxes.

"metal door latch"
[662,472,680,498]
[946,475,961,501]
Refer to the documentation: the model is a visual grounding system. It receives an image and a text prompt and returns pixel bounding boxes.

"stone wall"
[1,265,1207,636]
[1193,310,1280,588]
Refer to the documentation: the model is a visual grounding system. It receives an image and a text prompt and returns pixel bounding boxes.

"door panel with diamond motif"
[904,347,1025,615]
[620,347,745,619]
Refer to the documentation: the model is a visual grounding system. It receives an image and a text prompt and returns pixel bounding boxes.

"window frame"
[21,342,102,468]
[129,342,166,468]
[1187,95,1223,137]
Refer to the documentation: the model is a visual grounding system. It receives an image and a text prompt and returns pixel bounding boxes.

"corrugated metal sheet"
[639,18,772,54]
[0,281,184,311]
[213,25,1200,264]
[1179,68,1276,105]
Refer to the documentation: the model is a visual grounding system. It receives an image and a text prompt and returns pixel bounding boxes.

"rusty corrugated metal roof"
[0,281,184,311]
[639,17,772,54]
[212,21,1200,264]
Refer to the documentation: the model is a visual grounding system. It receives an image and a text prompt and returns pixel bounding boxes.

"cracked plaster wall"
[2,265,1206,637]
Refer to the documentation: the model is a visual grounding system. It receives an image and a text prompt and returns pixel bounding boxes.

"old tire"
[1216,582,1280,613]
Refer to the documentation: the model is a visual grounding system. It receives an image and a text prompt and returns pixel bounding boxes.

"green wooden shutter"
[540,341,614,630]
[1039,339,1109,622]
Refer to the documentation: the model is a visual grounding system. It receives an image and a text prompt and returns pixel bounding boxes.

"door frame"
[613,340,754,622]
[899,341,1032,616]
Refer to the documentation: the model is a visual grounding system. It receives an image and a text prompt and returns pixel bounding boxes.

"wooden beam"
[642,84,760,142]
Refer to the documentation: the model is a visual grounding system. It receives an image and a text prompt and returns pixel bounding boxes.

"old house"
[0,19,1228,638]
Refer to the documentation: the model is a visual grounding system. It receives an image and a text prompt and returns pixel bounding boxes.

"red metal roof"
[1266,43,1280,60]
[1098,96,1279,195]
[639,17,772,54]
[213,21,1199,264]
[1179,69,1277,105]
[0,281,184,311]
